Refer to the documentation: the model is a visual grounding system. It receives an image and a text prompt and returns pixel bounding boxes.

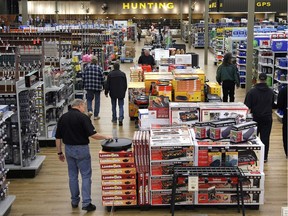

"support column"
[245,0,255,92]
[22,0,28,25]
[55,0,59,23]
[180,0,183,40]
[204,0,209,65]
[188,0,192,48]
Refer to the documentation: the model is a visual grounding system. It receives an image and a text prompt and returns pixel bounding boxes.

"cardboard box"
[156,84,172,101]
[99,150,133,158]
[195,122,210,139]
[150,176,188,190]
[151,191,195,205]
[101,174,136,180]
[102,190,137,196]
[102,195,137,201]
[197,190,264,204]
[102,199,137,206]
[102,185,136,191]
[230,121,257,143]
[173,79,201,92]
[99,157,134,164]
[101,168,136,175]
[148,96,169,119]
[174,91,201,102]
[151,146,194,161]
[169,102,199,126]
[151,161,194,176]
[100,163,135,169]
[199,177,239,189]
[175,54,192,65]
[209,120,236,140]
[150,135,192,147]
[150,126,191,137]
[101,179,137,186]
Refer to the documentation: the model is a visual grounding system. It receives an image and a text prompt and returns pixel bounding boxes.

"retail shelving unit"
[0,110,16,215]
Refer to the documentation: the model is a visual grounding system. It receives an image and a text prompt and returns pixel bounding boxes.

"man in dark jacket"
[138,49,155,69]
[244,73,275,162]
[105,62,127,126]
[277,85,287,158]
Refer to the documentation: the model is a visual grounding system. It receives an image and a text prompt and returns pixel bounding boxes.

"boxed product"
[137,173,150,206]
[197,190,264,204]
[206,82,221,97]
[151,161,194,176]
[237,147,263,172]
[0,105,9,113]
[150,125,191,137]
[151,191,195,205]
[101,174,136,180]
[230,121,257,143]
[102,185,136,191]
[173,77,201,92]
[207,149,222,167]
[99,157,134,164]
[225,149,239,167]
[128,82,146,117]
[102,195,137,201]
[151,146,194,161]
[102,199,137,206]
[102,190,137,196]
[99,150,133,158]
[195,122,210,139]
[169,102,199,126]
[174,91,201,102]
[100,163,135,169]
[271,39,288,51]
[231,173,265,189]
[175,54,192,65]
[150,176,188,190]
[150,135,192,147]
[144,73,174,94]
[209,120,236,140]
[101,179,137,186]
[156,84,172,101]
[148,96,170,118]
[101,168,136,175]
[198,176,239,189]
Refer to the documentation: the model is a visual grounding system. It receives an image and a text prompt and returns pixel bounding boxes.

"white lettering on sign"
[122,2,175,10]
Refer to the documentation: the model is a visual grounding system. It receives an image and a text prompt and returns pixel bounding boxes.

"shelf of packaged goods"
[237,55,246,58]
[0,111,14,124]
[258,55,274,60]
[5,155,46,170]
[18,81,44,92]
[45,83,65,93]
[258,62,274,67]
[257,71,273,76]
[45,99,65,111]
[275,65,288,70]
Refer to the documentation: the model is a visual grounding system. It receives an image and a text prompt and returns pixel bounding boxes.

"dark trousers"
[222,80,235,102]
[137,33,141,42]
[283,113,287,157]
[254,116,273,160]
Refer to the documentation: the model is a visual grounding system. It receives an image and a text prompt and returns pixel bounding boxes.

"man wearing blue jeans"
[55,99,112,211]
[82,56,104,120]
[105,62,127,126]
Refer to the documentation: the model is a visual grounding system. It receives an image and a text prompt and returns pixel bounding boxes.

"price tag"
[188,176,198,192]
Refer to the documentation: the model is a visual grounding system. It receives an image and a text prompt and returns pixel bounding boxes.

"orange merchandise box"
[174,91,201,102]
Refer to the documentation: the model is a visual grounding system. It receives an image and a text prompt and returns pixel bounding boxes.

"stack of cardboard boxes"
[124,41,136,59]
[99,149,137,206]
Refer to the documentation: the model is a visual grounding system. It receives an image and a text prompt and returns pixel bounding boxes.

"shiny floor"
[8,39,288,216]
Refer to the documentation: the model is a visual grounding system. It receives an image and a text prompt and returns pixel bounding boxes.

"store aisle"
[7,40,287,216]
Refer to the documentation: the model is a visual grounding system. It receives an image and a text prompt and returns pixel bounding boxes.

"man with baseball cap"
[244,73,275,162]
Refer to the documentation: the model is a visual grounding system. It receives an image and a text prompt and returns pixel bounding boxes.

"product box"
[230,121,257,143]
[156,84,172,101]
[175,54,192,65]
[102,190,137,196]
[169,102,199,126]
[102,195,137,201]
[150,126,191,137]
[150,176,188,190]
[174,91,201,102]
[148,96,170,118]
[102,199,137,206]
[237,147,263,172]
[144,73,174,94]
[151,191,195,205]
[271,39,288,51]
[151,161,194,176]
[208,149,222,167]
[137,173,144,206]
[99,157,134,164]
[231,173,265,189]
[102,185,136,191]
[0,105,9,114]
[209,120,236,140]
[197,190,264,204]
[225,149,239,167]
[206,82,221,97]
[99,150,134,158]
[101,174,136,180]
[198,177,239,189]
[101,179,137,186]
[195,122,210,139]
[151,146,194,161]
[128,82,146,117]
[173,78,201,92]
[101,168,136,175]
[100,163,135,169]
[150,135,192,147]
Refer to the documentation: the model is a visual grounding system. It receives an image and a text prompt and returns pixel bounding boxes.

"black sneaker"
[71,203,78,208]
[82,203,96,211]
[119,121,123,126]
[111,120,117,124]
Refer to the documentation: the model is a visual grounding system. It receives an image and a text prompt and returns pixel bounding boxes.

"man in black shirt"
[244,73,275,162]
[138,49,155,69]
[55,99,112,211]
[277,85,287,158]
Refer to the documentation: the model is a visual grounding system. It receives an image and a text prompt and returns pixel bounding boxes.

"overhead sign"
[122,2,175,10]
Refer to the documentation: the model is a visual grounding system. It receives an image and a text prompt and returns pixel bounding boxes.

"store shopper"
[277,85,287,158]
[82,56,105,120]
[105,62,127,126]
[244,73,275,162]
[55,99,112,211]
[138,49,156,69]
[137,25,142,42]
[216,53,240,102]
